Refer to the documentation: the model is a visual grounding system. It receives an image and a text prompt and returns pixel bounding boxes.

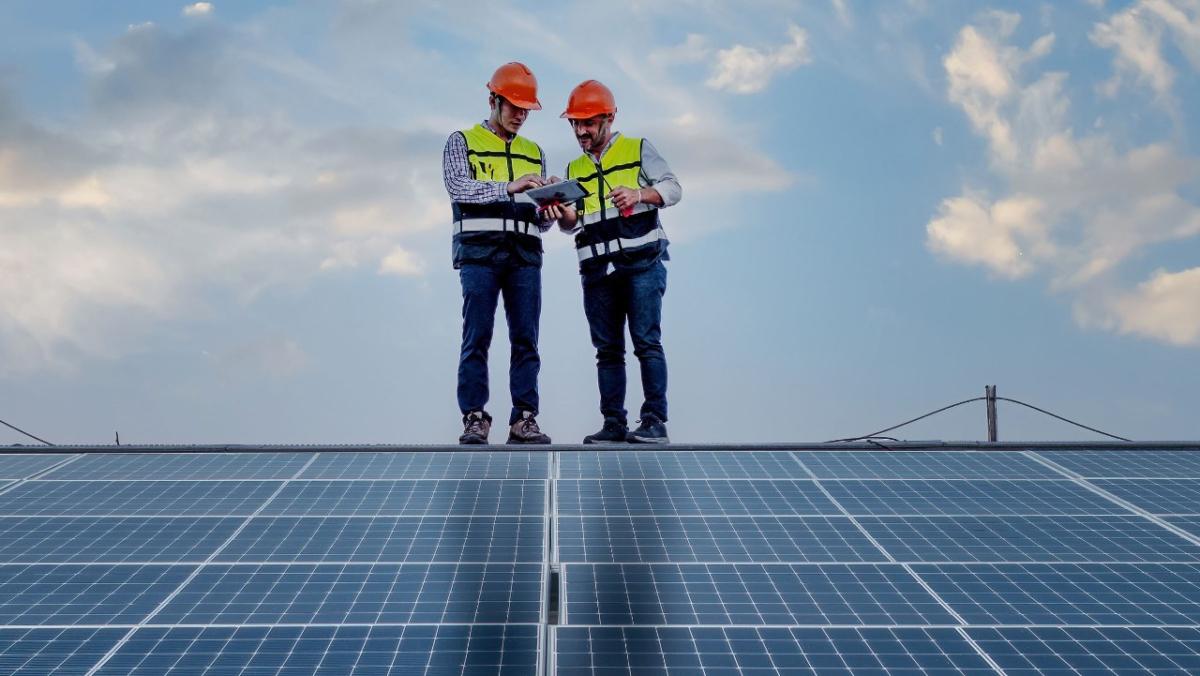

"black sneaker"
[627,414,669,444]
[507,411,551,445]
[459,411,492,445]
[582,417,628,444]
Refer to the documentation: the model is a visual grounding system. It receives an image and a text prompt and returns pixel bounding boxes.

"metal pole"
[985,385,998,442]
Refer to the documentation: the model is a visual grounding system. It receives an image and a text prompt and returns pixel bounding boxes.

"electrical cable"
[0,418,55,446]
[826,395,1133,444]
[997,396,1133,442]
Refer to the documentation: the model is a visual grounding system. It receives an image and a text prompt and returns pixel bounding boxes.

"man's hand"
[555,203,579,231]
[507,173,546,195]
[609,186,642,213]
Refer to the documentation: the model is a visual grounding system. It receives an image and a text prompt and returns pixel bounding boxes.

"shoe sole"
[458,438,489,445]
[582,439,628,445]
[626,436,670,444]
[506,438,552,445]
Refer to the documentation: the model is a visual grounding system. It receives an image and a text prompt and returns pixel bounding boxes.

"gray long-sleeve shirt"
[575,132,682,206]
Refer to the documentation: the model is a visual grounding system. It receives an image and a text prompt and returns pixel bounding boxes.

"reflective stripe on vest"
[452,124,543,236]
[576,227,666,262]
[454,218,542,237]
[578,201,655,227]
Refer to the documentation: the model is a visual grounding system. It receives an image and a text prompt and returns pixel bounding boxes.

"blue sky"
[1,0,1198,445]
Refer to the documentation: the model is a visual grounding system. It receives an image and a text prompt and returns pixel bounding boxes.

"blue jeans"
[457,261,541,425]
[582,260,668,424]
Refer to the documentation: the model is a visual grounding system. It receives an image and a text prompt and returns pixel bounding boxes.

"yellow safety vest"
[566,134,665,270]
[453,124,544,237]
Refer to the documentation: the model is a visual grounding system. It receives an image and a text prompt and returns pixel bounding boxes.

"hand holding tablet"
[525,179,588,207]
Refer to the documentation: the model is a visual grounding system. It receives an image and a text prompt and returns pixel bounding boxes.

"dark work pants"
[581,260,668,424]
[457,260,541,425]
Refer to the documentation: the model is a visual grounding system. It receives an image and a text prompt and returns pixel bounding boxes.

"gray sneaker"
[459,411,491,445]
[627,414,669,444]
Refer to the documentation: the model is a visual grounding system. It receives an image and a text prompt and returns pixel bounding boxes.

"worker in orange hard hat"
[442,62,561,445]
[556,80,683,444]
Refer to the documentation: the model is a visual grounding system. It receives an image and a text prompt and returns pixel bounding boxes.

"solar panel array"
[1,447,1199,675]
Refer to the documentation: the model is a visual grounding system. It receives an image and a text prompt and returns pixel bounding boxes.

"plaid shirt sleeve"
[443,131,509,204]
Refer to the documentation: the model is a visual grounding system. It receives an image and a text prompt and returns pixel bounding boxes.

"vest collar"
[589,131,623,162]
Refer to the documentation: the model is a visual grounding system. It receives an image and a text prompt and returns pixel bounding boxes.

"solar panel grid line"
[87,623,541,676]
[257,479,545,517]
[0,627,128,676]
[557,515,892,564]
[0,563,199,627]
[1021,451,1200,551]
[41,453,316,481]
[1031,449,1200,479]
[556,479,844,517]
[855,514,1200,563]
[815,479,1139,517]
[795,451,1062,480]
[551,626,1004,676]
[964,626,1200,675]
[539,453,556,676]
[1091,479,1200,516]
[908,562,1200,627]
[0,455,83,500]
[0,454,81,481]
[0,480,288,518]
[953,626,1008,675]
[562,563,966,627]
[787,452,898,564]
[80,452,321,676]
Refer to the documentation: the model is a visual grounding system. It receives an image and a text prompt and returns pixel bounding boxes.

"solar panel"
[300,451,548,479]
[152,563,543,625]
[0,516,243,564]
[966,626,1200,675]
[556,479,840,516]
[553,627,997,675]
[1033,449,1200,478]
[911,562,1200,625]
[559,451,806,479]
[93,624,540,675]
[0,454,72,480]
[821,479,1130,516]
[797,451,1060,479]
[855,515,1200,563]
[43,452,314,480]
[216,515,546,563]
[4,446,1200,675]
[260,479,544,516]
[557,516,889,563]
[562,563,957,626]
[1092,479,1200,515]
[0,564,193,626]
[0,480,283,516]
[0,627,126,676]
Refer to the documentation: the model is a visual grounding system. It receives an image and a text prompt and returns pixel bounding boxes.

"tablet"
[525,179,588,206]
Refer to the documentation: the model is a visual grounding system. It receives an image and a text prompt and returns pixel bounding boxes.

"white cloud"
[1107,268,1200,346]
[926,193,1053,278]
[210,335,309,379]
[183,2,214,17]
[379,246,426,277]
[0,21,444,372]
[831,0,853,28]
[1091,0,1200,102]
[927,11,1200,348]
[932,126,943,145]
[707,24,812,94]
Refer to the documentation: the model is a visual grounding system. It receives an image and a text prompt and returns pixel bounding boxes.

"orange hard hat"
[561,80,617,119]
[487,62,541,110]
